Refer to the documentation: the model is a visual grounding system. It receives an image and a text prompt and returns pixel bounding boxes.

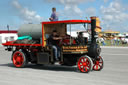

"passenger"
[49,7,58,21]
[48,30,62,61]
[77,32,85,45]
[61,34,70,45]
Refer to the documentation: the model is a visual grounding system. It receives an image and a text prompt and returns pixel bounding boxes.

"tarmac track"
[0,46,128,85]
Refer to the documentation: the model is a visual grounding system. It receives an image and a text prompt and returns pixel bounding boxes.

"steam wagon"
[2,17,104,73]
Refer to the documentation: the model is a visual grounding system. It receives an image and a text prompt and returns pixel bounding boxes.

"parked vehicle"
[121,34,128,44]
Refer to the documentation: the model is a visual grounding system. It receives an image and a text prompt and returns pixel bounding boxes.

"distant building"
[99,30,120,40]
[103,30,120,36]
[0,30,18,45]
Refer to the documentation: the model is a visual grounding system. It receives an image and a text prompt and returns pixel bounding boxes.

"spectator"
[101,37,105,46]
[111,37,114,45]
[114,37,117,45]
[117,37,120,45]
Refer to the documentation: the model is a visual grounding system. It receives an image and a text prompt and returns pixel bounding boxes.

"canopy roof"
[42,20,91,24]
[103,30,120,34]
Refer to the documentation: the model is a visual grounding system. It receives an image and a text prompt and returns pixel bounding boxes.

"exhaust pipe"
[91,16,97,44]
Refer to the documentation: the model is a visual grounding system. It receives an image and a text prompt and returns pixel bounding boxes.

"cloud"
[44,0,94,5]
[103,0,109,3]
[100,1,128,32]
[12,0,43,23]
[43,0,95,19]
[85,7,96,16]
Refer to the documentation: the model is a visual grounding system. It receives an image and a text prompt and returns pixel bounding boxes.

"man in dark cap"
[48,30,62,61]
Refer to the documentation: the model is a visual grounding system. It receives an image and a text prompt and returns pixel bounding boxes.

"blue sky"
[0,0,128,32]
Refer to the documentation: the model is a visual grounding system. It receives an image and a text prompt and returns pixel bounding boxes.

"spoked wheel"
[12,50,28,68]
[93,56,104,71]
[77,56,93,73]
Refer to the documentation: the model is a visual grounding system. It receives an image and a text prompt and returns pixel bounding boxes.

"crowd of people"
[97,36,128,46]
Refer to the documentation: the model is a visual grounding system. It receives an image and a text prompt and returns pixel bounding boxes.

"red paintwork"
[62,39,70,45]
[2,41,41,46]
[42,24,44,46]
[42,20,91,24]
[62,39,76,45]
[13,51,24,67]
[77,57,91,72]
[93,56,103,71]
[0,30,17,33]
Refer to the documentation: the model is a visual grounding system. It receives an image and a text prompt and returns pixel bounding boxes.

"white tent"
[118,34,125,37]
[0,33,18,44]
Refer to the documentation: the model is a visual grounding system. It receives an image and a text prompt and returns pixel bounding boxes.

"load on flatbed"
[2,17,103,73]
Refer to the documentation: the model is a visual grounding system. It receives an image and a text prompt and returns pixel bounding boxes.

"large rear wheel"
[12,50,28,68]
[77,56,93,73]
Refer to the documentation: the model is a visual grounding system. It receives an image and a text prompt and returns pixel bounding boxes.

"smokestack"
[90,16,96,44]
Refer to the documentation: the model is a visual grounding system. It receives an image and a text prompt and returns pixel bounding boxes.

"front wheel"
[77,56,93,73]
[93,56,104,71]
[12,50,28,68]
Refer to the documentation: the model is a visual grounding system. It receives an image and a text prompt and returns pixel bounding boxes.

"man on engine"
[48,30,62,61]
[49,7,58,21]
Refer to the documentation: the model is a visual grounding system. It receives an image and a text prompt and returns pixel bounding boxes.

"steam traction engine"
[2,17,104,73]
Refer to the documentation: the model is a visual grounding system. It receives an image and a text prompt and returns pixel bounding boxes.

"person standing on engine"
[49,7,58,21]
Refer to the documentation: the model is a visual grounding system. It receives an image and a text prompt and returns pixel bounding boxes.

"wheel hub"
[83,62,87,66]
[96,61,99,65]
[16,56,21,62]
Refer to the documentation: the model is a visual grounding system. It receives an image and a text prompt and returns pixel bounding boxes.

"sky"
[0,0,128,32]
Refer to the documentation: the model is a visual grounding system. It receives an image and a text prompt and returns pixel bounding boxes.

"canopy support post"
[70,24,72,45]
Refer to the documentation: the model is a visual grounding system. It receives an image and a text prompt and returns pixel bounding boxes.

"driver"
[48,30,62,61]
[77,32,85,45]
